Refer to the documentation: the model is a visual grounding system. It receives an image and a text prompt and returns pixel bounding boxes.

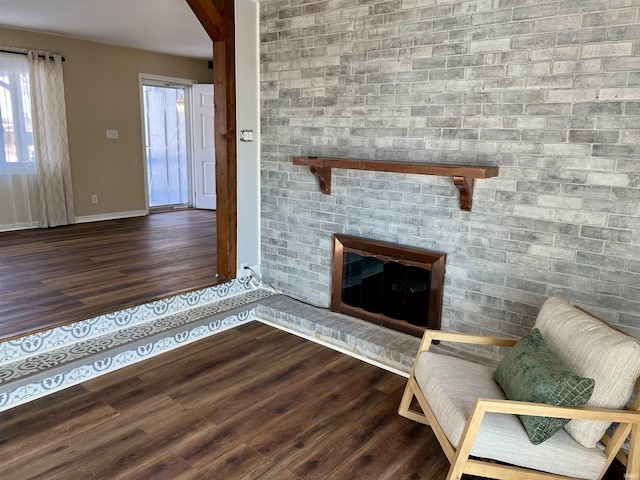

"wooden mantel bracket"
[293,156,499,212]
[310,166,331,194]
[453,176,474,211]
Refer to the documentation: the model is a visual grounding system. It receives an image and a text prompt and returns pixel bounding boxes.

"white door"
[192,84,216,210]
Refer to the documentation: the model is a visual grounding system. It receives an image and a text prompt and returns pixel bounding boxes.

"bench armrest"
[418,329,518,353]
[474,398,640,424]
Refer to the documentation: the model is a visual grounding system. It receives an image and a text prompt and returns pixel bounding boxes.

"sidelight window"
[0,53,35,171]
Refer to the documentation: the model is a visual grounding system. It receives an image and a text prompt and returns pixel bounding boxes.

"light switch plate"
[240,130,254,142]
[106,130,119,139]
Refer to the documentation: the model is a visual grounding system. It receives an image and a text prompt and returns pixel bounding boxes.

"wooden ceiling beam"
[185,0,224,42]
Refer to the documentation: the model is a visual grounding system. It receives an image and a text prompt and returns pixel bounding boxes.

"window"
[0,52,35,171]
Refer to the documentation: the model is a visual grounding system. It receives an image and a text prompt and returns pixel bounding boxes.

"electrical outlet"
[106,130,119,139]
[91,195,98,204]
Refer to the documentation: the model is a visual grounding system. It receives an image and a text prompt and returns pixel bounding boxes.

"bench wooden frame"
[398,329,640,480]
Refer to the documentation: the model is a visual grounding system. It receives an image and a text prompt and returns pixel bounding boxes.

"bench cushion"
[414,351,607,480]
[535,297,640,448]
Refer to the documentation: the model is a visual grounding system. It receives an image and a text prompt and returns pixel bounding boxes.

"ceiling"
[0,0,213,59]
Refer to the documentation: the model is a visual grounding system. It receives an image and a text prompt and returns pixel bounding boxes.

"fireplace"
[331,234,446,337]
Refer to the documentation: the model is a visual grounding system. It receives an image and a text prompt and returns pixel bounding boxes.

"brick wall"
[260,0,640,342]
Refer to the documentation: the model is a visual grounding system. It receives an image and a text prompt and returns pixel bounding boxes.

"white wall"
[235,0,261,276]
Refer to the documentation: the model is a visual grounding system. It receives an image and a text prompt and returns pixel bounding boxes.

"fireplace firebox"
[331,234,446,337]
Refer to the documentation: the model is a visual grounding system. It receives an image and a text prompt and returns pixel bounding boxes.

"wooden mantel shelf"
[292,156,499,211]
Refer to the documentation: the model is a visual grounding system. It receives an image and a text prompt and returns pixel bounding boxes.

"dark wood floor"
[0,210,221,340]
[0,322,459,480]
[0,321,627,479]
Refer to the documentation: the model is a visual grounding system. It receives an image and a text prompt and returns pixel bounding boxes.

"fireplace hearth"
[331,234,446,337]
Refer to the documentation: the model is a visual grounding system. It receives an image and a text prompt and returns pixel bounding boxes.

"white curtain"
[0,52,39,231]
[28,51,75,227]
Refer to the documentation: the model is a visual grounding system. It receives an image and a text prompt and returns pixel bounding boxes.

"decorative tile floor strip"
[0,308,257,412]
[0,282,274,411]
[255,295,421,375]
[0,289,274,386]
[0,278,255,363]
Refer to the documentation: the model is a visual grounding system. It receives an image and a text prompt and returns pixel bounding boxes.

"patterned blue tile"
[0,309,255,412]
[0,278,255,363]
[0,279,276,413]
[0,289,273,386]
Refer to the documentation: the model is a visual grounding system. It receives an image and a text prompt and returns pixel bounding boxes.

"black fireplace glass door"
[341,252,362,307]
[382,264,430,326]
[342,252,430,326]
[342,252,384,312]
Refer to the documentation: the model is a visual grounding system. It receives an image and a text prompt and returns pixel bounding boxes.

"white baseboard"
[0,222,39,232]
[75,210,147,224]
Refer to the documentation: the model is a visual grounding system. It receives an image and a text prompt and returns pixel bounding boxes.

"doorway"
[140,75,215,212]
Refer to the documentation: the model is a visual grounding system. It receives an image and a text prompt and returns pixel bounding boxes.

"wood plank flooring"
[0,210,220,340]
[0,322,626,479]
[0,322,458,480]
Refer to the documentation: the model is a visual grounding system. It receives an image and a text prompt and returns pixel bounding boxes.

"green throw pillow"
[493,328,595,445]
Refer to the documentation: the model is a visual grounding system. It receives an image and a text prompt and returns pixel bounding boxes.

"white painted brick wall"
[260,0,640,343]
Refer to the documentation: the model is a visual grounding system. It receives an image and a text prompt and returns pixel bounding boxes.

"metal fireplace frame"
[331,234,446,337]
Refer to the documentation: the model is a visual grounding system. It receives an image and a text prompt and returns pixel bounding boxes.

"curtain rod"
[0,49,65,62]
